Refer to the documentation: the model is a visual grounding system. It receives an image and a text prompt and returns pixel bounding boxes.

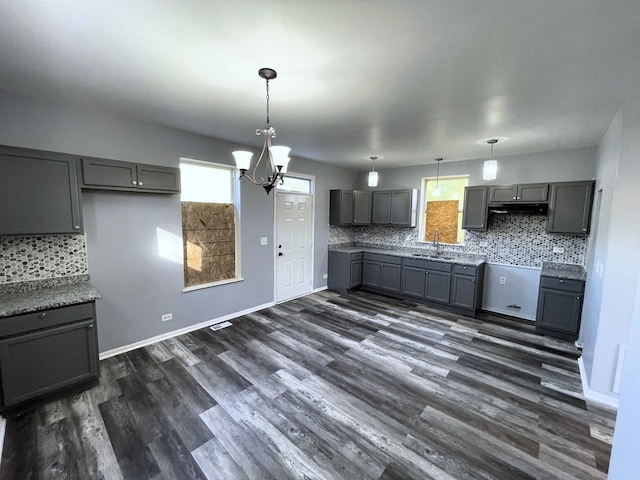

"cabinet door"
[401,266,426,299]
[353,191,371,224]
[547,181,594,234]
[489,186,519,203]
[81,157,137,189]
[371,191,391,224]
[536,289,583,335]
[380,263,402,293]
[425,271,451,304]
[0,150,82,235]
[518,183,548,202]
[0,320,98,407]
[462,187,488,230]
[349,260,362,289]
[451,274,477,309]
[361,260,381,289]
[390,190,417,226]
[136,165,181,192]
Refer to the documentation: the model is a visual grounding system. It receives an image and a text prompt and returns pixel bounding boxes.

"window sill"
[182,277,244,292]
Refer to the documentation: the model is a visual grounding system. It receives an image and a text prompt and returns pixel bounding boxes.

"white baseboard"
[99,301,275,360]
[0,416,5,471]
[578,356,619,410]
[312,286,328,294]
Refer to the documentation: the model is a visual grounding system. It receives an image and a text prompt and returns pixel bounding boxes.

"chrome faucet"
[433,229,441,255]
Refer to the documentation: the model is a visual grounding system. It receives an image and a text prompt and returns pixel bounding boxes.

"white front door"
[276,192,313,302]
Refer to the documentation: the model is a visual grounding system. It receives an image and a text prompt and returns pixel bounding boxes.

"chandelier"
[232,68,291,194]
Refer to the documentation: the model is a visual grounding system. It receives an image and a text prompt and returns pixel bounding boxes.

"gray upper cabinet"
[81,157,181,193]
[0,145,82,235]
[329,189,371,225]
[461,186,488,230]
[353,191,371,224]
[489,183,548,203]
[546,181,595,235]
[371,190,418,226]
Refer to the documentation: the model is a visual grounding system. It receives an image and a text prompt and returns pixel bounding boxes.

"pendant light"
[483,139,498,181]
[368,156,379,187]
[232,68,291,195]
[432,157,443,197]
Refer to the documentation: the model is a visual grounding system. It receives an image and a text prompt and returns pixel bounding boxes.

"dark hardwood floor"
[0,290,616,479]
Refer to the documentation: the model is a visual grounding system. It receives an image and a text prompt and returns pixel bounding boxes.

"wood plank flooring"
[0,290,617,479]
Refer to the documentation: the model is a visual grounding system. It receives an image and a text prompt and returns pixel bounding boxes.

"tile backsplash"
[329,213,587,268]
[0,235,88,284]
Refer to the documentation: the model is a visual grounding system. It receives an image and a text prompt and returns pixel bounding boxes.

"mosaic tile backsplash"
[0,235,88,284]
[329,213,587,268]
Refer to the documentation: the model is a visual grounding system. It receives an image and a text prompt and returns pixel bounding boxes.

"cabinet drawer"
[362,253,401,265]
[540,276,584,293]
[454,264,477,276]
[0,302,94,337]
[350,252,363,261]
[402,258,452,272]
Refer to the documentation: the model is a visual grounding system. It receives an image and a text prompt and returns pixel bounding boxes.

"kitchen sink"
[412,253,455,260]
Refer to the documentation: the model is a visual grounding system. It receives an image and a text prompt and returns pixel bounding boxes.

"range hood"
[488,202,549,214]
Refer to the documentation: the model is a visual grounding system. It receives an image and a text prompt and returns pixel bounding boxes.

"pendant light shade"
[483,139,499,181]
[433,157,442,197]
[368,156,379,187]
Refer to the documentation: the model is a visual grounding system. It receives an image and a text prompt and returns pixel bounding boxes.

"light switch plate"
[260,237,268,245]
[479,241,488,247]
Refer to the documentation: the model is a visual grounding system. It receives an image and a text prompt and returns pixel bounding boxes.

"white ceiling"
[1,0,639,170]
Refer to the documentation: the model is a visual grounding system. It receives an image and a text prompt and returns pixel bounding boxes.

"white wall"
[580,95,640,404]
[0,90,356,352]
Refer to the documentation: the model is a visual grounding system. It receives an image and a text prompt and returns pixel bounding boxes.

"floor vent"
[210,321,233,331]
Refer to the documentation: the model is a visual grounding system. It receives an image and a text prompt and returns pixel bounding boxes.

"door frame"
[273,172,316,303]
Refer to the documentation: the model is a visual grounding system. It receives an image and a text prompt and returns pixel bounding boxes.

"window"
[276,175,312,194]
[421,176,468,244]
[180,159,241,290]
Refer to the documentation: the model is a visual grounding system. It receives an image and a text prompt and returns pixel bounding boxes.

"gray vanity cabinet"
[546,181,595,235]
[0,302,99,410]
[371,190,418,227]
[461,186,488,231]
[0,146,82,235]
[329,190,371,225]
[328,251,363,293]
[536,276,584,341]
[81,157,181,193]
[361,253,402,293]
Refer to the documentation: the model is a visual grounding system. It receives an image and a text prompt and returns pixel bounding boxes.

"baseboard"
[312,286,328,294]
[578,356,619,410]
[0,416,5,471]
[99,301,275,360]
[481,306,535,321]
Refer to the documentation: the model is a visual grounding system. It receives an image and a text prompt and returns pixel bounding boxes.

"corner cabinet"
[0,145,83,235]
[546,181,595,235]
[0,302,99,411]
[461,186,488,230]
[328,251,363,293]
[80,157,181,193]
[371,190,418,227]
[329,190,371,225]
[535,276,584,341]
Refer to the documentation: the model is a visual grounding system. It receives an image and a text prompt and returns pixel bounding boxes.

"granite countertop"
[541,262,587,281]
[0,275,101,318]
[329,244,486,267]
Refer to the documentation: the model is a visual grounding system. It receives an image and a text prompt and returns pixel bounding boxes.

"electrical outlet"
[499,277,506,285]
[553,246,564,253]
[161,313,172,322]
[322,273,328,279]
[479,241,488,247]
[260,237,268,245]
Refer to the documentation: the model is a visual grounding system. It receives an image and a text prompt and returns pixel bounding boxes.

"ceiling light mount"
[232,68,290,195]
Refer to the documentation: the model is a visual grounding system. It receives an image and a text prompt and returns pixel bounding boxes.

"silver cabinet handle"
[132,180,138,185]
[39,312,47,319]
[138,181,144,186]
[74,225,80,229]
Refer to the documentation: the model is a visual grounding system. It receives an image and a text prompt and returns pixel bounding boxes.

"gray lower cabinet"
[0,302,99,411]
[546,181,595,235]
[461,186,488,231]
[371,190,418,226]
[535,276,584,341]
[328,251,362,293]
[401,258,452,304]
[361,253,402,293]
[81,157,181,193]
[0,145,82,235]
[451,264,485,310]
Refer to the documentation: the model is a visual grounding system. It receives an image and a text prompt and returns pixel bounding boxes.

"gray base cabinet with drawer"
[451,264,486,310]
[401,258,452,304]
[535,276,584,341]
[0,302,99,411]
[361,253,402,293]
[328,251,363,293]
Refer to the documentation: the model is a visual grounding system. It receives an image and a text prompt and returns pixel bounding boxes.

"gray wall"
[580,95,640,403]
[354,147,597,191]
[0,90,355,352]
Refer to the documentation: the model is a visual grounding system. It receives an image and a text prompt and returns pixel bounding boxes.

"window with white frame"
[420,176,469,244]
[180,159,241,289]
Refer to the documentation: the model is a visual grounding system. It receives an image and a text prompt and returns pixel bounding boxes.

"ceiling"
[1,1,639,170]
